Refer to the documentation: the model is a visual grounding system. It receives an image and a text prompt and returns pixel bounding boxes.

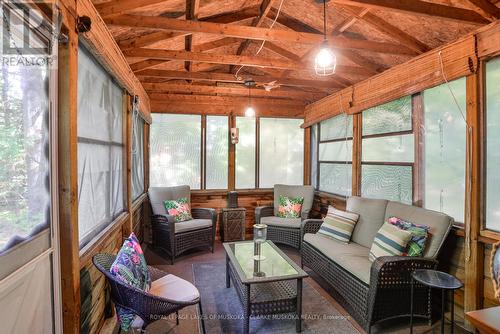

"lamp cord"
[323,0,327,41]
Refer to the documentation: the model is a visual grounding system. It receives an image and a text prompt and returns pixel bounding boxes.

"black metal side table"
[410,269,463,334]
[221,207,246,242]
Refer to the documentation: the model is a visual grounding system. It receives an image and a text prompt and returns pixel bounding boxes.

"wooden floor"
[101,241,470,334]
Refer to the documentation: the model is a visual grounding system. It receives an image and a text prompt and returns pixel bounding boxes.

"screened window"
[131,109,145,201]
[206,116,228,189]
[150,114,201,189]
[317,114,352,196]
[77,46,125,246]
[422,78,466,222]
[486,58,500,232]
[235,117,256,189]
[259,118,304,188]
[0,43,50,253]
[361,96,414,204]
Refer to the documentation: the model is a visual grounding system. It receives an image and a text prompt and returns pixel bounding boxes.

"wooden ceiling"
[94,0,499,109]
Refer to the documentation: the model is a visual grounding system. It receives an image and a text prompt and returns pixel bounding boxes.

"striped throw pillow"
[317,206,360,243]
[369,222,413,262]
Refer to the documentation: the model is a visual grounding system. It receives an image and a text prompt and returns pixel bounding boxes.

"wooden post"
[412,93,424,207]
[58,2,80,331]
[303,127,311,185]
[124,95,133,237]
[464,70,484,330]
[352,113,362,196]
[228,115,235,190]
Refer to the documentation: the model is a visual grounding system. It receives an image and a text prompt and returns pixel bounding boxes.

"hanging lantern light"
[244,79,256,117]
[315,0,336,76]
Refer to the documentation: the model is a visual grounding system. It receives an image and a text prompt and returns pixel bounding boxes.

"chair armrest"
[301,209,311,221]
[255,206,274,224]
[148,265,168,281]
[301,219,323,239]
[152,214,176,225]
[191,208,217,227]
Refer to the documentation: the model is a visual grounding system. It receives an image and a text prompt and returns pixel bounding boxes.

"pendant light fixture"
[314,0,336,76]
[244,79,256,117]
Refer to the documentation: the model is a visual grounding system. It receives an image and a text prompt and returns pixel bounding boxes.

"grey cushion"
[148,186,191,215]
[304,233,371,284]
[348,196,389,248]
[260,216,301,228]
[175,219,212,234]
[385,201,453,258]
[273,184,314,217]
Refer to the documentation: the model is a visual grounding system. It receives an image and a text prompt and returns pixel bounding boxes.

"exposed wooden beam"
[234,0,278,65]
[340,5,430,54]
[137,69,342,89]
[466,0,500,21]
[96,0,166,18]
[185,0,201,71]
[130,59,174,72]
[193,37,240,52]
[142,82,326,100]
[119,31,188,50]
[149,93,305,106]
[151,101,304,117]
[124,48,373,75]
[117,6,259,50]
[334,8,370,32]
[330,0,489,24]
[105,15,418,55]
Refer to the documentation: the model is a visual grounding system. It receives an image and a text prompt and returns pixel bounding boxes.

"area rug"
[192,262,360,334]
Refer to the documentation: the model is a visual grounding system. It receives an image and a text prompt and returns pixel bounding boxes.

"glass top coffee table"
[223,240,308,334]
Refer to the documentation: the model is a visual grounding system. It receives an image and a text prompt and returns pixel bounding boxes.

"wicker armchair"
[300,197,453,333]
[92,253,206,333]
[149,186,216,264]
[255,184,314,249]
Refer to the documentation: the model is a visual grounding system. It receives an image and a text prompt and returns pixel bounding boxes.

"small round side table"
[410,269,463,334]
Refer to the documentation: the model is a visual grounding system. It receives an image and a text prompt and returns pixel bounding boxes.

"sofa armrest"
[255,206,274,224]
[301,219,323,239]
[191,207,217,226]
[301,209,311,221]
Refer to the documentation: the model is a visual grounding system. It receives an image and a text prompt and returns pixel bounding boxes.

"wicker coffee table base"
[226,255,303,334]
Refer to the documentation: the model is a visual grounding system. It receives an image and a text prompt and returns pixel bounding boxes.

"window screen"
[235,117,256,189]
[131,108,145,201]
[77,46,125,246]
[150,114,201,189]
[0,41,50,253]
[206,116,228,189]
[259,118,304,188]
[317,113,352,196]
[423,78,466,222]
[361,96,414,204]
[486,58,500,232]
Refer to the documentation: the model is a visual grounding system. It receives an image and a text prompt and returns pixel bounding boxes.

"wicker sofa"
[301,196,453,333]
[255,184,314,249]
[149,186,216,264]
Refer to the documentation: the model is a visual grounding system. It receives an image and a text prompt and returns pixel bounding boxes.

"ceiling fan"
[257,80,281,92]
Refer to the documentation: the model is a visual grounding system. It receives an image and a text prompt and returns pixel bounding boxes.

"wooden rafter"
[123,48,373,75]
[232,0,278,73]
[340,5,430,54]
[119,31,188,50]
[185,0,201,71]
[95,0,167,18]
[148,93,305,107]
[137,69,342,89]
[106,15,417,55]
[330,0,489,24]
[142,82,326,100]
[466,0,500,21]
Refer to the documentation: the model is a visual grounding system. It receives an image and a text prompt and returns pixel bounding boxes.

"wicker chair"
[149,186,216,264]
[255,184,314,249]
[92,253,206,333]
[300,197,453,333]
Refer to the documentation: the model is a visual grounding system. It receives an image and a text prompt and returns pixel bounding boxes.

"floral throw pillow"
[387,217,430,257]
[164,197,192,222]
[277,195,304,218]
[110,233,151,331]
